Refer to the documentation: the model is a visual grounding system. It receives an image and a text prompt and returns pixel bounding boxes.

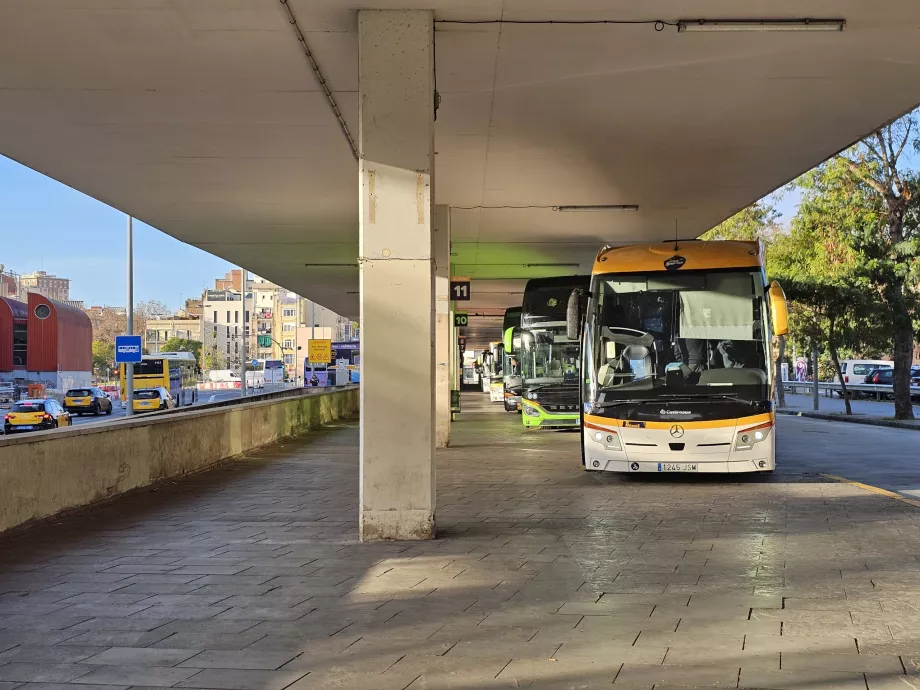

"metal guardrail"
[783,381,920,400]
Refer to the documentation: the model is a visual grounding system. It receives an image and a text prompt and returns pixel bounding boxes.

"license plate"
[15,425,34,430]
[658,463,697,472]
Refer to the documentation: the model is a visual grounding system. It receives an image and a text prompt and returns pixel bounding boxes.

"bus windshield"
[521,326,580,386]
[586,270,768,405]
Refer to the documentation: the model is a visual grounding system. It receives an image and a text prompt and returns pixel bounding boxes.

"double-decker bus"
[570,240,788,474]
[501,307,522,412]
[517,276,590,428]
[120,352,198,406]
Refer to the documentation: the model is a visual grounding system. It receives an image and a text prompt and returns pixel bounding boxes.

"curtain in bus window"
[679,275,754,341]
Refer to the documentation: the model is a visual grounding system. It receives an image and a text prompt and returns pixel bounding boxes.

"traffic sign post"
[454,312,469,328]
[115,335,143,364]
[450,276,471,301]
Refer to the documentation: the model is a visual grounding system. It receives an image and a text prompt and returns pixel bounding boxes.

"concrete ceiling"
[2,1,920,320]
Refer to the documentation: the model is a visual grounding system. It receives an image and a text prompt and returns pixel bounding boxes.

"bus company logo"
[546,298,558,307]
[664,255,686,271]
[669,425,685,438]
[660,409,691,415]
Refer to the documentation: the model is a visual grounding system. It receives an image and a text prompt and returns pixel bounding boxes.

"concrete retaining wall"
[0,387,359,535]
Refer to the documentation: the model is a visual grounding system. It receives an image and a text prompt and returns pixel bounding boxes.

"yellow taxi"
[3,398,72,434]
[132,387,176,413]
[64,387,113,416]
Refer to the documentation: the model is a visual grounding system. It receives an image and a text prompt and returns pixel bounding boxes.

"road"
[776,414,920,497]
[3,384,305,434]
[783,392,920,417]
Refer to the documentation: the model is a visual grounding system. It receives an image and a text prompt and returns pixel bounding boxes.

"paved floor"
[2,395,920,689]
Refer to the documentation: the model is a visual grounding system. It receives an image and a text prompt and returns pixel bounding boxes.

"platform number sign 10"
[450,276,471,301]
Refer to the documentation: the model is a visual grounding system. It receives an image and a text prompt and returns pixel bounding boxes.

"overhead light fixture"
[524,263,580,268]
[677,19,845,32]
[303,263,357,267]
[554,205,638,213]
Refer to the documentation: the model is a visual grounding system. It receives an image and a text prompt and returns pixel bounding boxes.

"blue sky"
[0,156,233,311]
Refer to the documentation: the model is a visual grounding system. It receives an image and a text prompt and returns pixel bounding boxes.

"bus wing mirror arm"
[566,288,585,341]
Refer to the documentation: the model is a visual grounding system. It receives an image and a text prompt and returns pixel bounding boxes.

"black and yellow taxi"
[133,387,176,413]
[3,399,72,434]
[64,387,113,416]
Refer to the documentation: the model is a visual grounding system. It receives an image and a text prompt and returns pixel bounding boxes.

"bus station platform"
[1,394,920,689]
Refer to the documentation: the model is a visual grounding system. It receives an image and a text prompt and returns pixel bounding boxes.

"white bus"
[261,358,285,384]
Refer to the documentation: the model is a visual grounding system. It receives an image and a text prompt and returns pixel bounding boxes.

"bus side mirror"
[768,281,789,337]
[503,327,514,353]
[566,289,584,341]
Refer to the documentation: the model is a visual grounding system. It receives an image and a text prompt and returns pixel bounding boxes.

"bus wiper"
[667,393,758,406]
[591,398,664,409]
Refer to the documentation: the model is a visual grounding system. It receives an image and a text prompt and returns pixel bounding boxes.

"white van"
[838,359,893,386]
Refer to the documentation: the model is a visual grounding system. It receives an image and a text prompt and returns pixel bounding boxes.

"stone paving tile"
[175,669,308,689]
[5,402,920,689]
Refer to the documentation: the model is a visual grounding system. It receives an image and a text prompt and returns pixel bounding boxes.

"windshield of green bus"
[520,325,580,386]
[585,270,769,405]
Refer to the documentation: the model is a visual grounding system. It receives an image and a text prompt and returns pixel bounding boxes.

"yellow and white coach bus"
[566,240,788,474]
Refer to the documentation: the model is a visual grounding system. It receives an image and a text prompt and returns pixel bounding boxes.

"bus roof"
[147,352,196,362]
[593,240,763,275]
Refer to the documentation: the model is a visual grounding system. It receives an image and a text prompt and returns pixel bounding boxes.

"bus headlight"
[734,422,773,450]
[523,405,541,417]
[590,428,621,451]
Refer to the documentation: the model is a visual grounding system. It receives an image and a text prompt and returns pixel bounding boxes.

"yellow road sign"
[308,339,332,363]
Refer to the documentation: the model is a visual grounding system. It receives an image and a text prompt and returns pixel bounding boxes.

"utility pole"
[240,269,248,398]
[125,216,135,417]
[310,300,316,384]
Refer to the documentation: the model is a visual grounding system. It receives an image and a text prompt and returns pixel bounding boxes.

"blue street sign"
[115,335,143,364]
[251,359,258,367]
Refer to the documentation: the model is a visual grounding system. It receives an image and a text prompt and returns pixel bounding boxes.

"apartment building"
[144,316,203,354]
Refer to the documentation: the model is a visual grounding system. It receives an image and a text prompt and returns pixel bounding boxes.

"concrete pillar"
[434,205,451,447]
[358,9,436,541]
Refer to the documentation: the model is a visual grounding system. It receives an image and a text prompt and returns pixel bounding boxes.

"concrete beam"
[358,10,436,541]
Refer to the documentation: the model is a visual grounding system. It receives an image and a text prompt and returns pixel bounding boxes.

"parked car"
[132,387,176,413]
[3,399,71,434]
[64,387,113,416]
[0,383,14,410]
[862,366,920,401]
[838,360,893,386]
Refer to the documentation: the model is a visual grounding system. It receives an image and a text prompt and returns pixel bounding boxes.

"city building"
[214,270,243,292]
[201,289,249,370]
[0,266,19,300]
[144,316,203,354]
[19,271,70,302]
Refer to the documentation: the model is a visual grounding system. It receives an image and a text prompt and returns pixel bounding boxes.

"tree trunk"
[892,321,915,420]
[773,335,786,408]
[828,343,851,416]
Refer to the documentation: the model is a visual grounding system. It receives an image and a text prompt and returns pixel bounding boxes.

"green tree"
[836,116,920,419]
[91,341,115,379]
[160,338,202,367]
[701,200,780,241]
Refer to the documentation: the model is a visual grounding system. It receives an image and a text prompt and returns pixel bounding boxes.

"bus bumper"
[583,423,775,473]
[521,400,580,429]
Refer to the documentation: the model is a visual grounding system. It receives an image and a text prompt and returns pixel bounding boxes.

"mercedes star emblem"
[669,425,685,438]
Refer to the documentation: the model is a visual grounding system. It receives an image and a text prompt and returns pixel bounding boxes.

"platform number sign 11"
[450,276,471,301]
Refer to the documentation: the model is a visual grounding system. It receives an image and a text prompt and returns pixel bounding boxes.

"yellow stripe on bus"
[583,412,773,431]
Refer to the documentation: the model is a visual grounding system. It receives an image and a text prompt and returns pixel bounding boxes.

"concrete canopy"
[2,1,919,323]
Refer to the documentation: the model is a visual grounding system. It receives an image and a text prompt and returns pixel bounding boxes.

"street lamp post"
[240,269,248,398]
[125,215,135,417]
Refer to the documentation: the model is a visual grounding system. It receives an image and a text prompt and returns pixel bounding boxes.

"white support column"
[358,9,436,541]
[434,205,451,448]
